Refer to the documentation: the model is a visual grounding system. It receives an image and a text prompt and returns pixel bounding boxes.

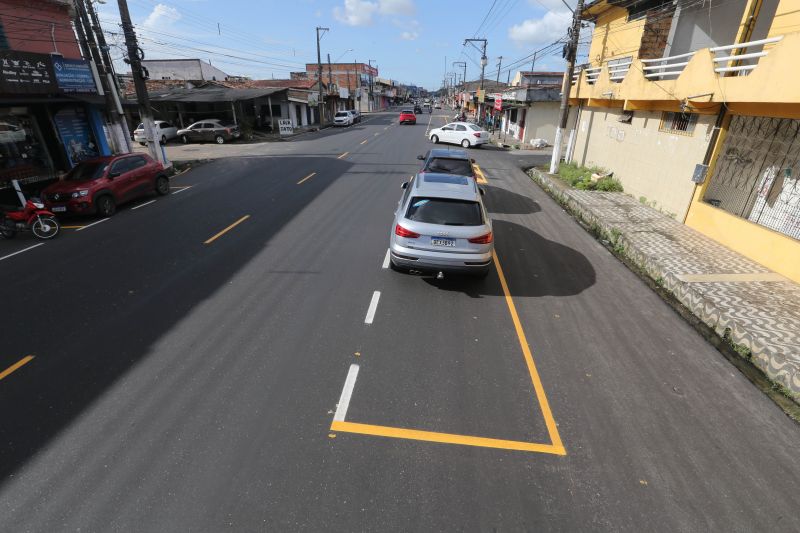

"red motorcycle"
[0,198,60,240]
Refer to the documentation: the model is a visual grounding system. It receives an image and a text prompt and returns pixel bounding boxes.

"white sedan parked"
[134,120,178,145]
[429,122,489,148]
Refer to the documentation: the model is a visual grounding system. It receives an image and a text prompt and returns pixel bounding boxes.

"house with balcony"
[496,71,567,146]
[569,0,800,282]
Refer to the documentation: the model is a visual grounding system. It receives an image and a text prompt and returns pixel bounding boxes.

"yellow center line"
[61,225,86,229]
[297,172,316,185]
[493,249,565,452]
[203,215,250,244]
[0,355,34,381]
[360,140,368,145]
[473,163,489,185]
[337,152,349,159]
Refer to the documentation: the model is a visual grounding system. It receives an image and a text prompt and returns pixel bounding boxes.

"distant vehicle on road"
[389,172,493,277]
[429,122,489,148]
[334,111,355,127]
[434,102,441,109]
[42,154,170,217]
[176,120,241,145]
[399,109,417,125]
[347,109,361,123]
[417,148,476,179]
[133,120,178,146]
[414,104,422,114]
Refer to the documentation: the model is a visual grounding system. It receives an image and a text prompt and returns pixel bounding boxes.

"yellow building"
[569,0,800,282]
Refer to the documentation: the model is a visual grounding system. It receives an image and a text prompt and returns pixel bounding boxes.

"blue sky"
[97,0,581,89]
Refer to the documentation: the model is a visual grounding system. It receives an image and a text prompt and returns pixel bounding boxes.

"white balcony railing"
[608,60,631,82]
[572,65,601,85]
[640,50,696,80]
[711,36,783,75]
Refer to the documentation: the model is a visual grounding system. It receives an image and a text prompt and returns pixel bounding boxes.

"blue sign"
[53,108,99,166]
[52,56,97,94]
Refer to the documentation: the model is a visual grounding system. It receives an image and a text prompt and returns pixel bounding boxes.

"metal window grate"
[703,115,800,240]
[659,112,697,135]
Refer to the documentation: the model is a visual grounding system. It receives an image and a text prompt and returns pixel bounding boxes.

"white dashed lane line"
[364,291,381,324]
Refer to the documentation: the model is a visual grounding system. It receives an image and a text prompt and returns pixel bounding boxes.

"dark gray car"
[177,120,241,144]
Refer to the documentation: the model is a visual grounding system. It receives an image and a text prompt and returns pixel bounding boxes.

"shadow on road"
[483,186,541,215]
[421,220,595,298]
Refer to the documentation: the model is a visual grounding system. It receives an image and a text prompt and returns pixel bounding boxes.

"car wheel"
[215,135,225,144]
[155,175,170,196]
[95,195,116,217]
[461,138,471,148]
[160,135,167,145]
[431,135,439,144]
[180,134,189,144]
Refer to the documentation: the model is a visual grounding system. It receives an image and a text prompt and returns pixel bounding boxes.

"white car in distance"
[334,111,355,127]
[429,121,489,148]
[134,120,178,145]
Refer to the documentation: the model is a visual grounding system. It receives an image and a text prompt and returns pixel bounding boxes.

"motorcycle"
[0,198,60,240]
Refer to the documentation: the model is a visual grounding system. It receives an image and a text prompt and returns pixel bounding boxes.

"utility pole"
[550,0,585,173]
[368,59,376,112]
[116,0,167,166]
[464,39,488,90]
[530,50,538,73]
[496,56,503,84]
[316,26,329,126]
[452,61,466,107]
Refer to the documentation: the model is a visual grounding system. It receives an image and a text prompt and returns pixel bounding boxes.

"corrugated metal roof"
[148,86,286,103]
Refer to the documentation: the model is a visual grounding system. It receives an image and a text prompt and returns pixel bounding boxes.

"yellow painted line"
[337,151,349,159]
[203,215,250,244]
[0,355,34,381]
[297,172,316,185]
[61,225,86,229]
[473,163,489,185]
[493,249,565,452]
[331,421,565,455]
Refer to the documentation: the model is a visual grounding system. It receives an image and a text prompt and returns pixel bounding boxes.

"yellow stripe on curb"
[0,355,34,382]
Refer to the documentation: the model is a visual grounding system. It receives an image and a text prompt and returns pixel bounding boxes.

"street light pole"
[315,27,327,125]
[496,56,503,84]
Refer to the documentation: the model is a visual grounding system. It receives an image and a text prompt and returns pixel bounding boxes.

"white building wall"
[572,107,714,219]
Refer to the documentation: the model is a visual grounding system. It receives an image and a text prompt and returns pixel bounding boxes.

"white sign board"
[278,119,293,136]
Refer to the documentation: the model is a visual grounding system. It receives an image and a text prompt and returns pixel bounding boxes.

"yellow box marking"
[473,163,489,184]
[204,215,250,244]
[0,355,34,382]
[297,172,316,185]
[330,252,565,455]
[337,151,349,159]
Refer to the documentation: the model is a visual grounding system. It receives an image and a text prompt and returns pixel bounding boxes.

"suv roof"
[413,172,480,201]
[427,148,469,159]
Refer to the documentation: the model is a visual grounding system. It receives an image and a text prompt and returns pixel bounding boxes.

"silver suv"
[389,173,493,277]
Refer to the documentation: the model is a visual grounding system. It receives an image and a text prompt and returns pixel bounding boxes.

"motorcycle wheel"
[31,216,60,239]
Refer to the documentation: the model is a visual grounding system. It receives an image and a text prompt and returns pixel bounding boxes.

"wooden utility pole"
[316,27,328,126]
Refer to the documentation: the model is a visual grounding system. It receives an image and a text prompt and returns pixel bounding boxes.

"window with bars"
[659,112,697,135]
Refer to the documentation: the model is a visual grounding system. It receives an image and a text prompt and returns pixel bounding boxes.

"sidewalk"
[529,168,800,404]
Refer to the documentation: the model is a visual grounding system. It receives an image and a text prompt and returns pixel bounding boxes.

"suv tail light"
[473,132,481,138]
[468,232,493,244]
[395,224,420,238]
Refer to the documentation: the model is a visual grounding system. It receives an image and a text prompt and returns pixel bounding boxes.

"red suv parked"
[43,154,169,217]
[399,109,417,125]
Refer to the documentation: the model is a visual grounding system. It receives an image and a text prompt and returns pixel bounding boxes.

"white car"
[347,109,361,123]
[134,120,178,145]
[429,122,489,148]
[334,111,355,127]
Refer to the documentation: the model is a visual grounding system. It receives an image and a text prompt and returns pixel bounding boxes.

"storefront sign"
[494,97,503,111]
[53,108,99,166]
[52,56,97,94]
[0,51,56,94]
[477,90,485,103]
[278,119,293,136]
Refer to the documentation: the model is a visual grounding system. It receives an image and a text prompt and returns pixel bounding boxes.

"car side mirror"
[417,155,424,160]
[401,182,408,189]
[108,171,120,179]
[479,188,486,196]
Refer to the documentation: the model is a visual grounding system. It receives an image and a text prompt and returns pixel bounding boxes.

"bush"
[555,162,623,192]
[594,176,624,192]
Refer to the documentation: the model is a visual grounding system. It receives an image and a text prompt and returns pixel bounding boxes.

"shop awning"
[146,87,287,104]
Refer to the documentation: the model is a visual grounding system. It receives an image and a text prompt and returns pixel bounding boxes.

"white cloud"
[400,31,418,40]
[508,10,571,46]
[142,3,181,29]
[333,0,378,26]
[379,0,415,15]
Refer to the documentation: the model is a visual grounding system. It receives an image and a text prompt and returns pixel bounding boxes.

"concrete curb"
[528,167,800,406]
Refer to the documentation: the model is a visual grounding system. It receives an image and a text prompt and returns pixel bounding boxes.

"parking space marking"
[472,164,489,185]
[364,291,381,324]
[204,215,250,244]
[0,355,34,382]
[381,248,390,269]
[76,219,109,232]
[329,252,566,455]
[297,172,316,185]
[337,152,349,159]
[131,199,156,210]
[0,243,44,262]
[333,364,360,422]
[170,186,192,195]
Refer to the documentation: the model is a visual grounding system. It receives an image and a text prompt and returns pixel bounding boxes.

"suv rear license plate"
[431,237,455,247]
[52,206,66,212]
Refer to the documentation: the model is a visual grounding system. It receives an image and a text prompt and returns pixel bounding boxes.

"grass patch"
[556,162,624,192]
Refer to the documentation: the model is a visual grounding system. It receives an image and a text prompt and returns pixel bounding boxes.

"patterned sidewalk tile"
[531,170,800,401]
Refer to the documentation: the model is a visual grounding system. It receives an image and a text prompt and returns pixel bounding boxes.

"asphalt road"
[0,110,798,532]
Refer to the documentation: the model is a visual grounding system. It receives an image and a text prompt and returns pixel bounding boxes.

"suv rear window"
[406,197,482,226]
[424,158,473,176]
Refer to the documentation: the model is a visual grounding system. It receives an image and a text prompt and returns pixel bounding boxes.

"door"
[187,123,204,141]
[454,124,468,144]
[201,123,216,142]
[108,157,136,200]
[439,124,456,143]
[126,156,151,198]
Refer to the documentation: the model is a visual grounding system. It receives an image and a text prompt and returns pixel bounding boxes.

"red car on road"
[399,109,417,125]
[43,154,170,217]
